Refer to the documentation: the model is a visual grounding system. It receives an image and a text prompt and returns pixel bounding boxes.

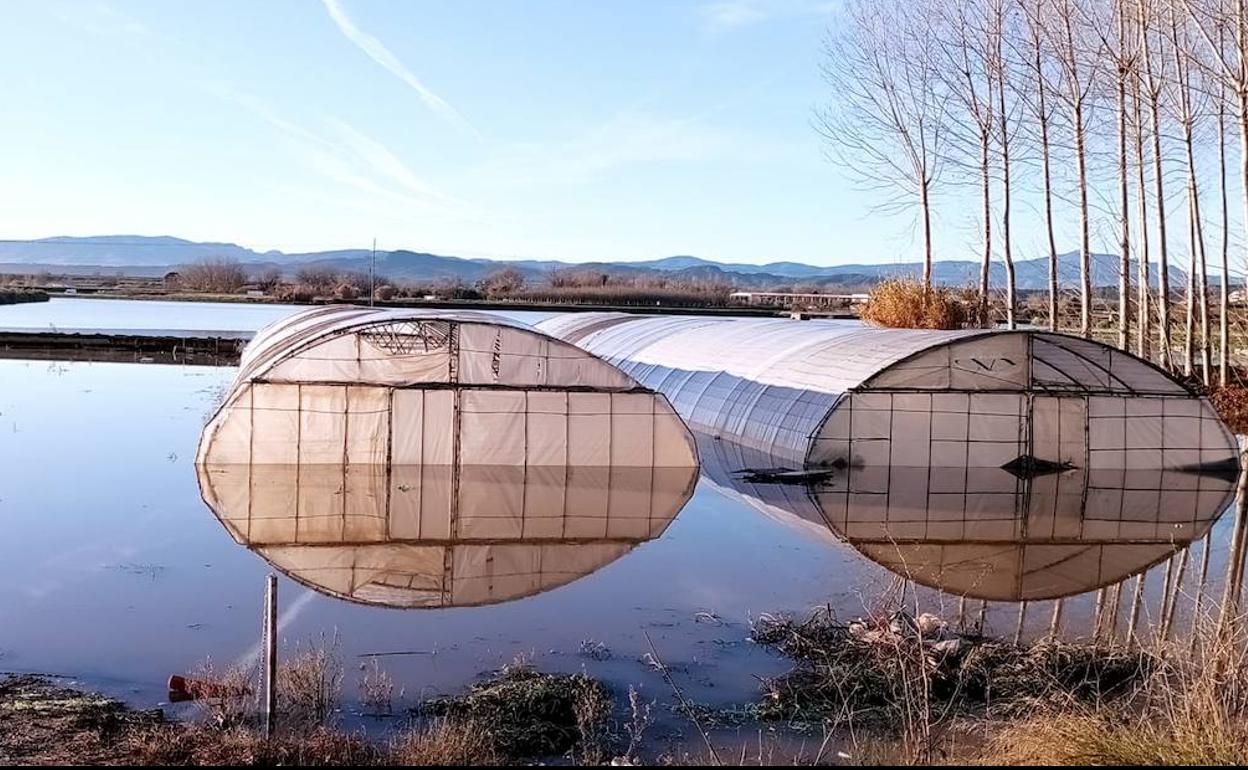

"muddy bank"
[0,664,610,767]
[0,615,1174,766]
[0,674,165,764]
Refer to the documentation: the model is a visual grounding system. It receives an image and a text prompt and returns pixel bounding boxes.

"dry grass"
[859,278,970,330]
[980,626,1248,765]
[184,658,253,729]
[357,659,394,717]
[124,724,381,766]
[278,633,343,731]
[389,718,503,766]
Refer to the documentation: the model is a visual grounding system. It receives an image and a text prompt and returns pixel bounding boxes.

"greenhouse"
[197,306,699,471]
[537,314,1239,474]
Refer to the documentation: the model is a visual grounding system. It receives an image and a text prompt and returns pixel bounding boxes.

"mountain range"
[0,235,1209,291]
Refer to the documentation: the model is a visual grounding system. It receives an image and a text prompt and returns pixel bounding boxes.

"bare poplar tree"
[818,0,947,290]
[1095,0,1137,349]
[1132,58,1154,359]
[1020,0,1064,332]
[1045,0,1105,338]
[1218,19,1232,384]
[1140,0,1176,368]
[939,0,999,320]
[991,0,1020,328]
[1167,7,1212,382]
[1181,0,1240,383]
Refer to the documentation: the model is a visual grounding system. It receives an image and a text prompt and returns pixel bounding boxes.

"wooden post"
[1013,601,1028,645]
[1049,598,1064,639]
[263,574,277,737]
[1125,573,1146,648]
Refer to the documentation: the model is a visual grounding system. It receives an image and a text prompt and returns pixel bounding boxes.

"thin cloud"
[206,83,467,216]
[698,0,836,30]
[320,0,480,139]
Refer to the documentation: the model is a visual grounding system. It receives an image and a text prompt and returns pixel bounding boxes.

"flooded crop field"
[1,297,1245,753]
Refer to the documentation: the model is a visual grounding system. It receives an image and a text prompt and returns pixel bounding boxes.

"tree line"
[821,0,1248,385]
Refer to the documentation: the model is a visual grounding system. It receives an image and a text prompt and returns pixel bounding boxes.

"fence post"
[263,574,278,737]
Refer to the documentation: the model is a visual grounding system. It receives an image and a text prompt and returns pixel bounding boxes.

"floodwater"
[0,296,1244,738]
[0,296,553,335]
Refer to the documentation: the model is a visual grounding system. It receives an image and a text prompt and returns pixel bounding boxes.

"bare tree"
[1132,53,1154,359]
[1044,0,1106,338]
[1139,0,1174,367]
[1218,18,1232,385]
[939,0,999,320]
[1020,0,1063,332]
[1117,0,1135,350]
[180,257,246,293]
[819,0,947,290]
[1166,6,1212,382]
[1180,0,1240,384]
[991,0,1020,328]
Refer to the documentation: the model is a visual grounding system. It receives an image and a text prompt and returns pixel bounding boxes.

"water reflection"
[697,434,1236,601]
[197,463,697,607]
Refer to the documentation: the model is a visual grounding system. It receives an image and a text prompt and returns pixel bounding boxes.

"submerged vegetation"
[419,660,613,760]
[751,608,1151,728]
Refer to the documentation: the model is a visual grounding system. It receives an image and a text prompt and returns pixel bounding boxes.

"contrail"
[320,0,481,139]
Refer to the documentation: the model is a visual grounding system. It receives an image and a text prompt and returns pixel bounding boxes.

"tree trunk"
[1118,6,1131,351]
[1037,43,1059,333]
[1140,0,1172,367]
[996,10,1015,330]
[921,178,933,291]
[1220,76,1231,385]
[1075,106,1092,339]
[1133,70,1151,359]
[979,136,992,325]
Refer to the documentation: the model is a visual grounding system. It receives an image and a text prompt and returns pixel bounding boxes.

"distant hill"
[0,235,1213,290]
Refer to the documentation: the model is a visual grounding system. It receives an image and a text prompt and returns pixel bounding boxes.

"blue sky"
[2,0,1121,266]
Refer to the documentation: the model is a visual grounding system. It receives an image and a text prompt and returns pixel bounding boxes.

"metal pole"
[1125,573,1146,648]
[263,574,278,737]
[1049,598,1064,638]
[1013,601,1028,645]
[370,238,376,307]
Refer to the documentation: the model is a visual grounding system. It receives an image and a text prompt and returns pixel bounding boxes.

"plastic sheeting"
[537,314,1237,472]
[198,307,698,470]
[695,433,1234,601]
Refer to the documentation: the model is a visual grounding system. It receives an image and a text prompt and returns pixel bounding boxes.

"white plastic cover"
[198,307,698,471]
[538,314,1236,472]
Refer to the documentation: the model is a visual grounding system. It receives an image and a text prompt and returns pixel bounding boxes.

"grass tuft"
[418,659,613,759]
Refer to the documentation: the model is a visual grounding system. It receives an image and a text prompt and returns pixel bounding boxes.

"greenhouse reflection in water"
[697,433,1236,602]
[197,462,698,607]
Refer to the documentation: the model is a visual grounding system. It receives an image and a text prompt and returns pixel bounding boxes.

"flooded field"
[1,297,1244,744]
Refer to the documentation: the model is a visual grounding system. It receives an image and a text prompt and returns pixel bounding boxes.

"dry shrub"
[1209,384,1248,434]
[358,659,394,717]
[860,277,969,330]
[278,634,343,731]
[390,718,503,766]
[186,658,253,729]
